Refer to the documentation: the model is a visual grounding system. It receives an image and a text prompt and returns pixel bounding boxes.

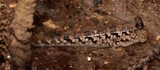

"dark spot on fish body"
[63,35,73,43]
[111,32,120,37]
[82,42,86,44]
[122,31,130,35]
[41,39,49,44]
[85,36,94,42]
[105,33,111,39]
[76,37,83,43]
[93,40,97,44]
[53,38,62,44]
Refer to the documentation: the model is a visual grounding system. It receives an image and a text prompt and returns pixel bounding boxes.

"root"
[8,0,36,69]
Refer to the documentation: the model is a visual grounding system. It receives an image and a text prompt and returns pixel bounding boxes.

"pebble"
[87,56,92,61]
[43,19,59,29]
[156,35,160,40]
[9,3,17,8]
[0,3,4,8]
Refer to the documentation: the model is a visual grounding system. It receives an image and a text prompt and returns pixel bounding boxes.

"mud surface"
[0,0,160,70]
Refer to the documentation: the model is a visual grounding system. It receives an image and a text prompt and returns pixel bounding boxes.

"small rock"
[107,12,112,15]
[87,56,92,61]
[143,65,148,70]
[156,35,160,40]
[103,61,109,64]
[70,65,73,68]
[7,55,10,59]
[83,0,94,7]
[104,21,108,24]
[43,19,59,29]
[9,3,17,8]
[0,3,4,8]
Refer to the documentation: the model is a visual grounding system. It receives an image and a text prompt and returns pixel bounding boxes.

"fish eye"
[134,16,144,29]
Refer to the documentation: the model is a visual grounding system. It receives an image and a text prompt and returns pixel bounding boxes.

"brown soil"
[0,0,160,70]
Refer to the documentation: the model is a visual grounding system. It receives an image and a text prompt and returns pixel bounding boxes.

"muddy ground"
[0,0,160,70]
